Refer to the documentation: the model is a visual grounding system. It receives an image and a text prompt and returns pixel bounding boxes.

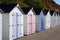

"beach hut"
[57,12,60,25]
[16,5,24,38]
[50,10,54,28]
[59,13,60,25]
[27,8,36,35]
[54,12,57,26]
[57,12,59,26]
[0,4,24,40]
[39,9,46,31]
[33,8,42,32]
[9,4,24,39]
[53,11,57,27]
[45,10,51,29]
[51,12,55,28]
[0,9,3,40]
[56,12,58,26]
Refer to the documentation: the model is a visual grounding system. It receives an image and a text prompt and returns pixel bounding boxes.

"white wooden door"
[55,15,57,26]
[12,13,17,39]
[59,16,60,24]
[57,14,59,25]
[0,13,2,40]
[17,13,23,38]
[58,15,59,25]
[45,12,51,29]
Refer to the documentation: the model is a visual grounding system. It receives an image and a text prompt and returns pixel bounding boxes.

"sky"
[53,0,60,5]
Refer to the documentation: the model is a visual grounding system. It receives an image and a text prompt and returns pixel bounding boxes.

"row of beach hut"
[0,4,60,40]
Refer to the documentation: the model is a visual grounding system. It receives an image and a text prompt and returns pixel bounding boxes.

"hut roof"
[22,8,31,14]
[58,12,60,16]
[53,11,57,16]
[0,4,17,13]
[56,12,59,16]
[43,9,49,15]
[33,8,42,15]
[50,10,54,16]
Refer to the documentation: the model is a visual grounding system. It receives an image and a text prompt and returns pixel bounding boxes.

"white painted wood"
[51,13,55,28]
[54,13,57,27]
[55,14,58,26]
[45,11,51,29]
[9,13,13,40]
[0,13,2,40]
[57,14,59,25]
[9,13,17,40]
[53,12,56,27]
[58,14,60,25]
[17,13,23,38]
[59,15,60,24]
[58,14,59,25]
[23,15,27,35]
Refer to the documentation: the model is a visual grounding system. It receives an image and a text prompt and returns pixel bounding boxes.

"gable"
[33,8,42,15]
[50,10,54,16]
[46,11,51,16]
[28,9,35,15]
[10,6,23,15]
[40,10,44,15]
[43,10,48,15]
[53,12,57,16]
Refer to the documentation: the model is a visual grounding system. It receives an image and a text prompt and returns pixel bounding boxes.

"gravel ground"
[16,25,60,40]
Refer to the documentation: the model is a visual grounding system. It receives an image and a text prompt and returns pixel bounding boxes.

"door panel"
[27,14,32,35]
[12,13,17,39]
[41,18,44,31]
[31,15,35,33]
[17,14,23,38]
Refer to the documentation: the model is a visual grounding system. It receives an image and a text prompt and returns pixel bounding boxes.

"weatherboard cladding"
[0,4,17,13]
